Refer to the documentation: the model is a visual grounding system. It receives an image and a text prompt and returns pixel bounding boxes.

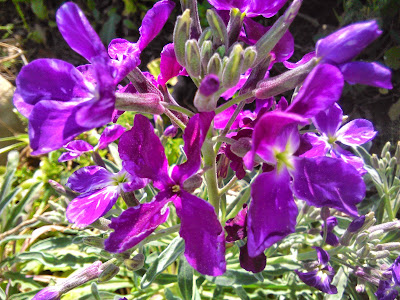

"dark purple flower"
[208,0,288,18]
[376,256,400,300]
[295,247,338,294]
[301,103,376,174]
[14,2,116,155]
[104,113,227,276]
[284,20,392,89]
[320,216,339,247]
[348,215,366,233]
[66,166,146,227]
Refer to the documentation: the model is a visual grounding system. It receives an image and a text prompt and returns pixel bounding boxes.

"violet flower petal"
[313,103,343,138]
[174,191,226,276]
[105,193,171,253]
[32,287,60,300]
[225,204,248,242]
[336,119,377,146]
[339,61,392,89]
[208,0,288,18]
[108,39,141,82]
[292,157,366,217]
[67,166,112,193]
[58,152,82,162]
[239,243,266,273]
[119,114,172,189]
[15,59,89,106]
[159,43,184,85]
[286,64,344,119]
[98,124,126,149]
[172,112,214,185]
[58,140,93,162]
[247,169,297,257]
[13,90,33,118]
[56,2,107,62]
[66,186,119,227]
[137,0,175,51]
[283,51,316,69]
[331,146,367,176]
[316,20,382,65]
[300,133,330,158]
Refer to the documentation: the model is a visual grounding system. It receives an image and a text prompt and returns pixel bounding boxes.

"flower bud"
[91,218,111,231]
[173,9,192,67]
[201,40,213,71]
[185,39,201,78]
[207,53,222,75]
[370,154,380,169]
[375,242,400,251]
[241,46,257,72]
[82,237,105,249]
[180,0,201,39]
[182,174,203,193]
[368,250,390,260]
[320,207,330,221]
[194,74,220,112]
[356,244,370,259]
[124,253,145,271]
[389,157,397,169]
[254,57,317,99]
[354,232,369,249]
[164,125,178,138]
[348,215,366,233]
[60,261,103,293]
[217,154,230,178]
[198,28,212,48]
[254,0,302,66]
[368,229,384,241]
[381,141,391,158]
[32,286,61,300]
[115,92,165,115]
[369,220,400,233]
[98,264,120,283]
[230,138,252,158]
[227,8,245,47]
[395,141,400,162]
[206,9,228,47]
[222,43,244,89]
[48,180,78,199]
[356,278,365,293]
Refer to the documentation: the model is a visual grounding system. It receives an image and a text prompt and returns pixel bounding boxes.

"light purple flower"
[14,2,116,155]
[208,0,288,18]
[301,103,376,174]
[66,166,146,227]
[295,247,338,294]
[104,113,226,276]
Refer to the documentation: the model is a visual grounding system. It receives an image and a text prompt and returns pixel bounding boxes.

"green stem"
[202,140,220,213]
[215,92,254,114]
[268,246,345,265]
[218,176,238,196]
[142,224,181,244]
[162,103,195,117]
[164,109,186,130]
[225,186,250,220]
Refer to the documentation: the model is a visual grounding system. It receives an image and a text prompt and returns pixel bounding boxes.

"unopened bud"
[48,180,78,199]
[173,9,192,67]
[194,74,220,112]
[217,154,230,178]
[371,154,380,169]
[98,264,120,283]
[164,125,178,138]
[359,212,376,232]
[198,27,212,48]
[32,286,61,300]
[48,200,65,213]
[207,53,222,75]
[230,138,252,157]
[395,141,400,162]
[356,244,370,259]
[368,229,384,241]
[222,43,244,89]
[227,8,245,47]
[354,233,369,249]
[124,254,145,271]
[378,160,385,170]
[182,174,203,193]
[201,40,213,71]
[185,39,201,77]
[82,237,105,249]
[320,207,330,221]
[348,215,366,233]
[254,0,302,66]
[242,46,257,72]
[254,57,317,99]
[368,250,390,260]
[375,242,400,251]
[206,9,228,47]
[369,221,400,233]
[356,278,365,293]
[60,261,103,293]
[115,92,165,115]
[381,142,391,158]
[389,157,397,169]
[91,218,111,231]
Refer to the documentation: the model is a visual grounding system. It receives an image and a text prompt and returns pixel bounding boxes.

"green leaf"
[30,237,77,251]
[384,46,400,70]
[100,8,121,44]
[165,288,182,300]
[31,0,48,20]
[178,256,193,300]
[0,287,6,300]
[141,237,185,289]
[0,150,19,203]
[0,187,21,217]
[233,285,250,300]
[205,270,259,286]
[3,272,42,290]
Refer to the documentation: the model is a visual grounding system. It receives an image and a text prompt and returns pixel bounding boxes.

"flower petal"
[173,192,226,276]
[336,119,377,146]
[247,169,297,257]
[300,133,330,158]
[67,165,112,193]
[66,186,119,227]
[56,2,107,62]
[239,243,266,273]
[339,61,392,89]
[313,103,343,137]
[105,193,171,253]
[225,204,248,242]
[158,43,184,85]
[98,124,126,149]
[292,157,366,217]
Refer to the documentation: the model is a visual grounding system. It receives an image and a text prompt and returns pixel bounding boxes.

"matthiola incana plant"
[14,0,399,299]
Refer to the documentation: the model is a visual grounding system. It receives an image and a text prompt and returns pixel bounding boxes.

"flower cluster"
[15,0,395,298]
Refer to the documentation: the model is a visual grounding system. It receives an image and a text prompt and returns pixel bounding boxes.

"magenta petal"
[287,64,344,119]
[336,119,377,146]
[13,90,33,118]
[313,103,343,137]
[65,140,93,152]
[137,0,175,51]
[247,169,297,257]
[66,186,119,227]
[300,133,330,158]
[108,39,141,82]
[331,146,367,176]
[15,59,88,105]
[283,52,316,69]
[239,244,266,273]
[58,152,81,162]
[316,20,382,65]
[172,112,215,185]
[292,157,366,217]
[119,114,171,189]
[339,61,392,89]
[67,166,112,193]
[158,43,184,85]
[98,124,126,149]
[174,192,226,276]
[56,2,107,62]
[208,0,287,18]
[105,194,171,253]
[225,204,248,242]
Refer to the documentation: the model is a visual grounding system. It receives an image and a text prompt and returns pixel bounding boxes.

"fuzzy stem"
[202,139,220,214]
[215,92,253,114]
[162,103,195,117]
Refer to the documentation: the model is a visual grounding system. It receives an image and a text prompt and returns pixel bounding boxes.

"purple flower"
[104,113,227,276]
[301,103,376,174]
[284,20,392,89]
[376,256,400,300]
[32,286,60,300]
[208,0,288,18]
[59,124,125,162]
[320,216,339,247]
[66,166,147,227]
[14,2,116,155]
[158,43,186,86]
[295,247,338,294]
